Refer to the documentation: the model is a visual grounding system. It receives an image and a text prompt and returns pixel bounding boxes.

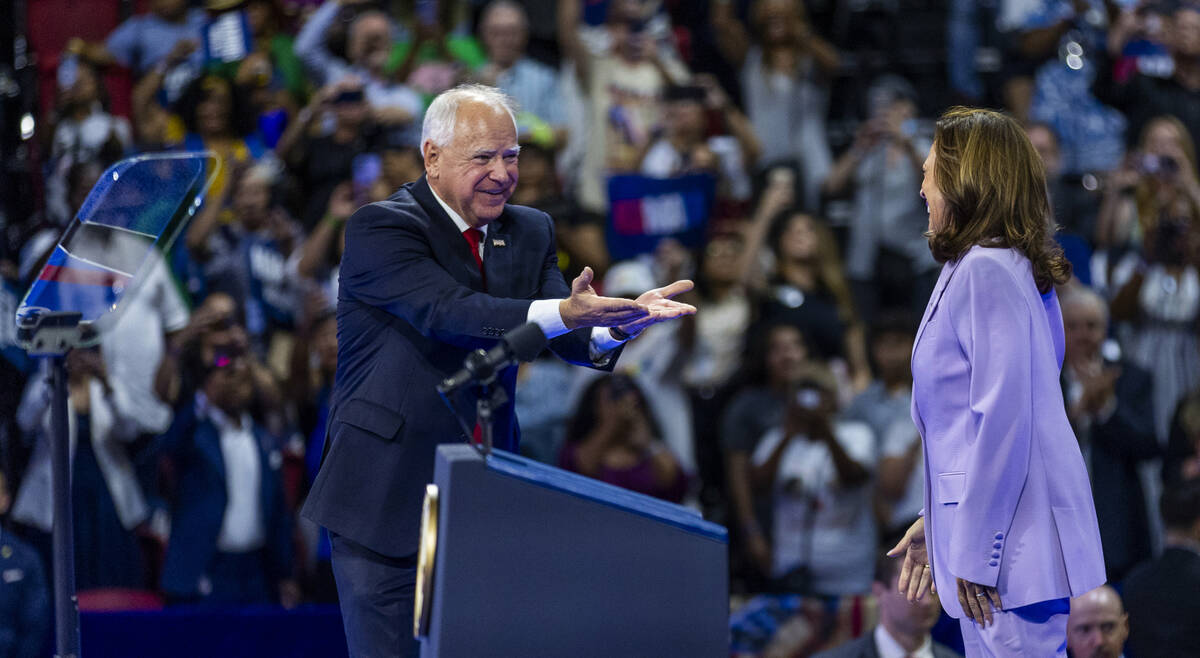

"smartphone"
[58,54,79,90]
[351,153,382,205]
[795,387,822,411]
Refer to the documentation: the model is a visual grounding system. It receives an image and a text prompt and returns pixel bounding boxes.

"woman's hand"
[887,516,933,601]
[956,577,1003,627]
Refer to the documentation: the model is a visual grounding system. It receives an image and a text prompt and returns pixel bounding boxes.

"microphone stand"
[470,380,508,457]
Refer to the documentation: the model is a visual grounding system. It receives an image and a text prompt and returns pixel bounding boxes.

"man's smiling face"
[424,101,520,228]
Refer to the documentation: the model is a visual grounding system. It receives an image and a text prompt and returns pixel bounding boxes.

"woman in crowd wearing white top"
[750,364,877,595]
[12,348,148,590]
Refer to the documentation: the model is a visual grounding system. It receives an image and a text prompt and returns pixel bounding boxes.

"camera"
[1136,154,1180,179]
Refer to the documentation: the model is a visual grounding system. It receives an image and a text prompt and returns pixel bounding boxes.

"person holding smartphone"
[750,365,876,596]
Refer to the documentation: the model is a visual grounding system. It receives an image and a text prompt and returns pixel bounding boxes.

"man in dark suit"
[1061,286,1159,583]
[300,84,695,657]
[1124,477,1200,658]
[159,343,294,605]
[814,551,961,658]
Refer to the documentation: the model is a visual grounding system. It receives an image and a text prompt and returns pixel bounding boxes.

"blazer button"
[994,533,1004,540]
[993,542,1003,549]
[988,560,999,567]
[991,551,1001,558]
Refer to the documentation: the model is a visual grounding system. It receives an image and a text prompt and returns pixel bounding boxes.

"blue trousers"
[330,533,420,658]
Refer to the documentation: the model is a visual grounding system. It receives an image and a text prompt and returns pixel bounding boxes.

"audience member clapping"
[1062,285,1158,583]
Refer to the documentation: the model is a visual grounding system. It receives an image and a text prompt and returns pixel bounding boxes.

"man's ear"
[423,140,439,180]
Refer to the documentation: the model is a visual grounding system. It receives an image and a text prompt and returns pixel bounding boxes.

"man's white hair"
[421,84,519,149]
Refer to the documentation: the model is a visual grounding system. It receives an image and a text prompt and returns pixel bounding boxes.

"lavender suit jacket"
[911,245,1105,619]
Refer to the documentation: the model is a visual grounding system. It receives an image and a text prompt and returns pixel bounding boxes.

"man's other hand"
[612,279,696,337]
[560,267,650,329]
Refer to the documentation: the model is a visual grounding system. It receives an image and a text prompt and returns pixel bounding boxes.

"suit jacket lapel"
[483,213,513,298]
[912,257,962,358]
[197,420,227,482]
[410,175,487,291]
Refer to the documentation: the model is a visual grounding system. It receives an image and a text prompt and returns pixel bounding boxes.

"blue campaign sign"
[16,152,218,345]
[606,173,715,261]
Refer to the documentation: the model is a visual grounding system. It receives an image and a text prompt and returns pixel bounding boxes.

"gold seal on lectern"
[414,483,439,639]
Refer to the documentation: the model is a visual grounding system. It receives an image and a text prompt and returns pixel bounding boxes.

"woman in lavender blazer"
[887,108,1106,656]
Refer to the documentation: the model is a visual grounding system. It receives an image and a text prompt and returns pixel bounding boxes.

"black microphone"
[437,322,547,393]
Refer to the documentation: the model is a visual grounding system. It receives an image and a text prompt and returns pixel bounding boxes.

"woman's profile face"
[921,143,948,234]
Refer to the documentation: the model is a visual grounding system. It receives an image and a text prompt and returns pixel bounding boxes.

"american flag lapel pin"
[492,238,506,247]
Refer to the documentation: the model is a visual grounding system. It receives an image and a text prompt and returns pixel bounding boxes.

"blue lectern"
[415,444,729,657]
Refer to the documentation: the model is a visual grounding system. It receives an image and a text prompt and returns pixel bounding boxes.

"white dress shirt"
[874,624,935,658]
[203,399,265,554]
[429,186,627,355]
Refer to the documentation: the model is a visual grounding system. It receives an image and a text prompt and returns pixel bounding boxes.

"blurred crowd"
[1,0,1200,655]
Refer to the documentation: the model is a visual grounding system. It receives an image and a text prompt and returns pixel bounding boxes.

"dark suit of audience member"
[1124,477,1200,658]
[158,352,293,605]
[1061,287,1159,583]
[1166,392,1200,487]
[1065,363,1158,583]
[813,551,962,658]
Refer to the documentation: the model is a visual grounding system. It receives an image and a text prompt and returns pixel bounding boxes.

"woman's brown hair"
[927,107,1071,293]
[770,209,858,323]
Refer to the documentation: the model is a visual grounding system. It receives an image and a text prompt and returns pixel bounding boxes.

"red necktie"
[463,227,486,446]
[462,228,486,289]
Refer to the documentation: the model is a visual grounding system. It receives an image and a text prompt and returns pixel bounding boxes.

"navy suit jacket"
[301,175,619,558]
[1064,363,1159,583]
[158,398,293,597]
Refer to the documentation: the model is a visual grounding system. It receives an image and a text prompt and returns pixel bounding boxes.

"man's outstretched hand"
[560,267,650,329]
[613,279,696,337]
